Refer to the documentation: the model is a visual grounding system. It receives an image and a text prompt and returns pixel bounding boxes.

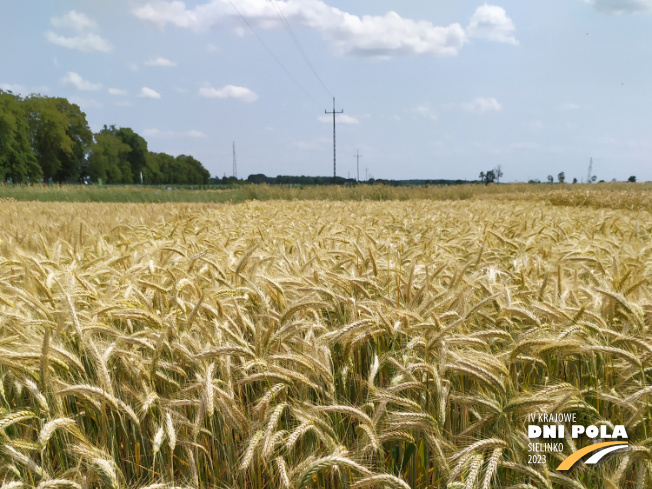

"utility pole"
[233,141,237,179]
[324,97,343,184]
[365,166,368,182]
[587,157,592,184]
[354,149,362,182]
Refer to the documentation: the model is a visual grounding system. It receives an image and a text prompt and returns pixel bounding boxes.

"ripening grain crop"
[0,196,650,488]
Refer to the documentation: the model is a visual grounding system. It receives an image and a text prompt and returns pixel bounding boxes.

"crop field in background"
[1,182,652,209]
[0,190,651,488]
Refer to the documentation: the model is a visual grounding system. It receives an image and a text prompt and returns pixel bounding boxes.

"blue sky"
[2,0,651,181]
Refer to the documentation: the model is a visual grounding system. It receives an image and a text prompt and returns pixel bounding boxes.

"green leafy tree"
[53,98,92,182]
[0,90,41,183]
[144,152,164,184]
[176,154,210,184]
[115,127,148,183]
[25,95,74,183]
[557,171,565,183]
[88,127,132,183]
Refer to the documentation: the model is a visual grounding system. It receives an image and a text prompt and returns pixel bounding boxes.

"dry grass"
[0,194,651,488]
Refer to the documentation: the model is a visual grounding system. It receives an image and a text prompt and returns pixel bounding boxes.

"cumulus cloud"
[318,113,360,124]
[584,0,652,14]
[145,56,177,67]
[51,10,98,31]
[142,128,163,137]
[186,129,207,137]
[412,104,437,120]
[46,10,112,52]
[199,84,258,102]
[45,31,113,52]
[461,97,502,113]
[108,88,128,96]
[467,4,518,45]
[133,0,467,58]
[139,87,162,98]
[0,83,26,94]
[60,72,102,91]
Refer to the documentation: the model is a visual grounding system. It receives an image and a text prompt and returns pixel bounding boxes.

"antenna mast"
[587,157,592,184]
[354,149,362,182]
[233,141,237,179]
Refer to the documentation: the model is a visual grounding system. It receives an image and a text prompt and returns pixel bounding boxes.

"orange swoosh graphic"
[557,441,628,471]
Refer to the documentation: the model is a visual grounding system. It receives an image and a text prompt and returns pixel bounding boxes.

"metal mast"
[354,149,362,182]
[324,97,343,183]
[233,141,237,179]
[587,157,592,184]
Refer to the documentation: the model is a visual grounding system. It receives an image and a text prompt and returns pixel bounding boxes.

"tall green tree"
[0,90,41,183]
[53,98,92,182]
[88,126,132,183]
[115,127,148,184]
[24,95,91,183]
[144,152,164,184]
[176,154,210,184]
[25,95,72,183]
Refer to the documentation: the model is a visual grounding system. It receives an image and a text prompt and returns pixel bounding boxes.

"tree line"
[0,90,210,185]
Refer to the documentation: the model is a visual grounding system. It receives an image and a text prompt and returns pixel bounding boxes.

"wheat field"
[0,195,651,488]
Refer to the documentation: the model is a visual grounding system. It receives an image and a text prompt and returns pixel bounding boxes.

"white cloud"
[139,87,161,98]
[206,43,219,52]
[51,10,98,31]
[199,84,258,102]
[461,97,502,113]
[133,0,467,58]
[467,4,518,45]
[143,128,163,137]
[186,129,207,138]
[291,137,330,150]
[45,31,113,52]
[0,83,26,94]
[60,72,102,91]
[529,120,543,131]
[584,0,652,14]
[560,103,581,110]
[68,97,103,109]
[108,88,128,96]
[46,10,112,52]
[318,113,360,124]
[412,104,437,120]
[145,56,177,67]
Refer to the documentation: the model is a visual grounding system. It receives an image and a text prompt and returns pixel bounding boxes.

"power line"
[269,0,332,97]
[228,0,320,106]
[324,97,343,184]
